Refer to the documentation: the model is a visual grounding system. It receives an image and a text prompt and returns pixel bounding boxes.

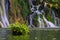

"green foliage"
[46,0,60,8]
[14,0,19,7]
[33,15,38,26]
[52,0,58,2]
[46,13,54,23]
[8,22,29,35]
[18,0,30,19]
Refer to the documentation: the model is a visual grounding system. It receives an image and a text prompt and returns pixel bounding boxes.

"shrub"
[8,22,29,35]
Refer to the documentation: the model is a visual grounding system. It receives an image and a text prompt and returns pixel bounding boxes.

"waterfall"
[28,0,34,6]
[52,10,56,25]
[52,11,60,26]
[3,0,9,25]
[28,0,45,28]
[29,13,34,27]
[37,14,45,28]
[0,6,7,28]
[43,16,57,28]
[0,7,6,28]
[0,0,9,28]
[28,0,60,28]
[35,5,45,28]
[5,0,9,18]
[48,9,60,27]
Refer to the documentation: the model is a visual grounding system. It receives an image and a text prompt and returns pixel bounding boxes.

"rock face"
[0,21,3,28]
[9,0,25,24]
[55,8,60,18]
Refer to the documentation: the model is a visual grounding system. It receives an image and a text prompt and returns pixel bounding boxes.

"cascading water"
[43,16,57,28]
[28,0,45,28]
[29,13,35,28]
[35,5,45,28]
[28,0,35,28]
[48,8,60,27]
[37,14,45,28]
[51,10,57,25]
[4,0,9,25]
[28,0,59,28]
[51,10,60,26]
[5,0,9,18]
[0,0,9,28]
[55,17,60,26]
[0,7,6,27]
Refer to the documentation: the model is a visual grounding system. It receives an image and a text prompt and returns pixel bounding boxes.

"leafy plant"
[46,13,54,23]
[18,0,30,19]
[8,22,29,35]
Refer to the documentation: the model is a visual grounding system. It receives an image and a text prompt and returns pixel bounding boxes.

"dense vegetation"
[9,0,60,25]
[7,0,60,40]
[0,0,59,40]
[9,0,30,24]
[8,22,29,35]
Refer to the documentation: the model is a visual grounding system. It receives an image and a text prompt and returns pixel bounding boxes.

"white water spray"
[0,0,9,28]
[28,0,59,28]
[43,16,57,28]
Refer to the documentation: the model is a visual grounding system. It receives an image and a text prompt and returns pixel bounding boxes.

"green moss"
[46,13,54,23]
[18,0,30,19]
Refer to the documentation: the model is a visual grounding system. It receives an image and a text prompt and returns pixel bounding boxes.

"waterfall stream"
[0,0,9,28]
[0,0,60,28]
[28,0,59,28]
[43,16,57,28]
